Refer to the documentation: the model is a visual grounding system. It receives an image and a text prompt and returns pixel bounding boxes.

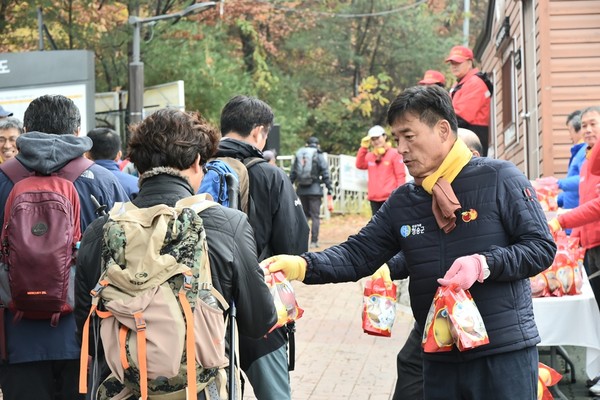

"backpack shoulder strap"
[0,157,93,185]
[475,71,494,95]
[243,157,266,170]
[218,157,251,213]
[176,195,229,308]
[175,193,219,212]
[0,159,32,184]
[56,157,94,182]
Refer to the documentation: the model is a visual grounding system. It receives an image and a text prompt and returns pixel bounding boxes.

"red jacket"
[449,68,491,127]
[356,146,406,202]
[590,138,600,176]
[559,155,600,249]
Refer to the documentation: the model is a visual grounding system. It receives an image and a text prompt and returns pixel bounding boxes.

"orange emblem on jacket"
[461,209,478,222]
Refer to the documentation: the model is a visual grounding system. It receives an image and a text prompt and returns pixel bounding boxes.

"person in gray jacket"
[264,85,556,400]
[290,136,333,248]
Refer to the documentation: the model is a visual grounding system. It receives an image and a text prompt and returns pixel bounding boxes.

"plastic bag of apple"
[530,231,584,297]
[263,270,304,332]
[422,285,489,353]
[538,362,562,400]
[362,277,398,337]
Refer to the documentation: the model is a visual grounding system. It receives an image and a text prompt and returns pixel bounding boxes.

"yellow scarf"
[422,138,472,194]
[422,138,472,233]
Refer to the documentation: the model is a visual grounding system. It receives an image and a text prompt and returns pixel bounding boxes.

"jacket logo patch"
[523,187,535,201]
[400,223,424,238]
[461,209,478,223]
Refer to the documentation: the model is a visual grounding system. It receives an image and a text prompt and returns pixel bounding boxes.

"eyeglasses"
[0,136,18,145]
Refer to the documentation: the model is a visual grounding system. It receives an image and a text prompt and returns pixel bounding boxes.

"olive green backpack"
[80,194,239,400]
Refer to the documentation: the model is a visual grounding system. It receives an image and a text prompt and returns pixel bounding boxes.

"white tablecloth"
[532,272,600,379]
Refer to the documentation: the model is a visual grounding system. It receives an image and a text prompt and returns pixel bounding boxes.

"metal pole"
[127,3,217,125]
[129,19,144,125]
[463,0,470,46]
[37,7,44,50]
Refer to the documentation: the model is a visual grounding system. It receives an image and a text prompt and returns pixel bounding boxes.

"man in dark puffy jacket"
[264,85,556,400]
[0,95,129,400]
[74,108,277,399]
[214,95,309,400]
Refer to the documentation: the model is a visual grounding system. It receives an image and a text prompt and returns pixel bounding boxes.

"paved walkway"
[243,279,413,400]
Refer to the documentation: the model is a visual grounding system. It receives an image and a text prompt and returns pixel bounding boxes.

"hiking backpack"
[79,194,235,400]
[0,157,92,332]
[293,147,318,186]
[198,156,266,214]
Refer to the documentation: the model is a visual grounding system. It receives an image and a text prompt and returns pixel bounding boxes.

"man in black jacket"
[216,95,309,400]
[74,108,276,399]
[264,85,556,400]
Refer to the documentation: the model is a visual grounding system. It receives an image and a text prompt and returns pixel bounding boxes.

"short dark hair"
[23,95,81,135]
[566,110,582,132]
[127,108,220,175]
[387,85,458,133]
[220,95,274,137]
[87,128,121,160]
[0,117,24,134]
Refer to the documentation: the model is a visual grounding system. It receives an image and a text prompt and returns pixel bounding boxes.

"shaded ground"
[243,213,410,400]
[314,213,371,250]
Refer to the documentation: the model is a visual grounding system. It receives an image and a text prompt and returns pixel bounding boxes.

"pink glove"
[437,255,486,290]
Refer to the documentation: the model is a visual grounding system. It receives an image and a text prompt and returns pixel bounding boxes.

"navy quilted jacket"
[302,157,556,361]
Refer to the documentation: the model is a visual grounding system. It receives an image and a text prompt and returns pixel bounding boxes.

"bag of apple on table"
[362,277,397,337]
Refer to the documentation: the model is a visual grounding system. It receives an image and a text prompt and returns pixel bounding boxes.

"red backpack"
[0,157,92,335]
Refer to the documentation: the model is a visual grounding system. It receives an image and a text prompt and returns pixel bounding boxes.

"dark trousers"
[585,246,600,312]
[0,359,84,400]
[370,200,385,216]
[393,324,424,400]
[299,195,322,243]
[423,346,538,400]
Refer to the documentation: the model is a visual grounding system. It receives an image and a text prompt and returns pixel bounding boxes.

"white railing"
[276,154,369,218]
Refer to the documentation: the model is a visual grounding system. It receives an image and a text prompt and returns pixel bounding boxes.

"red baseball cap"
[445,45,474,63]
[419,70,446,85]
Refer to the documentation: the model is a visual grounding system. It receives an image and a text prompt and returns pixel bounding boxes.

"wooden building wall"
[475,0,600,179]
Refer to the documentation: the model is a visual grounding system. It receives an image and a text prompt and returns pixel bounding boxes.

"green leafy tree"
[0,0,487,155]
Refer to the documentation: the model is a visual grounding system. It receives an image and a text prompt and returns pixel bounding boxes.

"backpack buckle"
[182,270,193,291]
[133,312,146,331]
[90,280,109,297]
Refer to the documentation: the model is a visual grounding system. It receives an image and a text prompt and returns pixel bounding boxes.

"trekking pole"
[228,299,237,400]
[90,195,107,217]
